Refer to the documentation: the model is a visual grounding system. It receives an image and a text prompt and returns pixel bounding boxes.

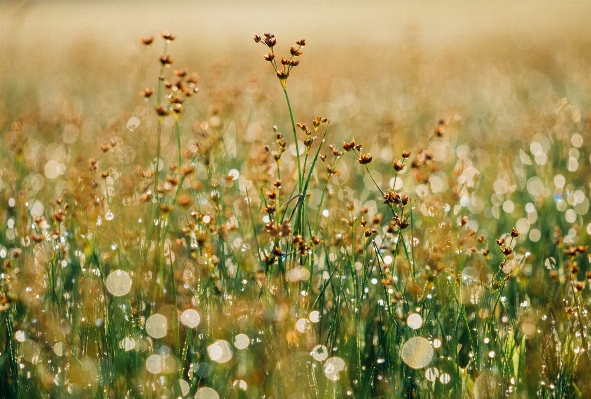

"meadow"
[2,2,591,398]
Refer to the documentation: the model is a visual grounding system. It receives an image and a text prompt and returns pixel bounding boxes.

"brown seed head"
[392,159,406,172]
[155,105,170,117]
[296,39,306,46]
[253,34,262,43]
[159,54,174,66]
[290,46,303,56]
[263,53,275,62]
[161,31,176,41]
[357,153,373,165]
[141,36,155,45]
[142,87,154,98]
[402,151,412,159]
[263,33,277,47]
[174,68,187,77]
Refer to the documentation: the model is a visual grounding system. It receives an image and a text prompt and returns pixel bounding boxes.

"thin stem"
[283,88,302,193]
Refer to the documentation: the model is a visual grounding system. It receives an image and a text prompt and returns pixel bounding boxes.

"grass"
[1,27,591,399]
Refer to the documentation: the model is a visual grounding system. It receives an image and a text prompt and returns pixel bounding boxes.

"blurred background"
[2,0,591,152]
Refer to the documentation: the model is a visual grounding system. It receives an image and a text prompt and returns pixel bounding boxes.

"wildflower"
[142,87,154,98]
[392,159,406,172]
[160,54,174,66]
[161,31,176,41]
[357,153,373,165]
[263,32,277,47]
[343,139,356,152]
[141,36,155,45]
[155,105,170,117]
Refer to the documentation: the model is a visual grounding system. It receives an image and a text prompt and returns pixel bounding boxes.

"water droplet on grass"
[425,367,439,382]
[207,340,233,363]
[324,357,346,381]
[146,354,162,374]
[146,314,168,339]
[21,339,40,364]
[234,334,249,350]
[15,330,25,342]
[195,387,219,399]
[406,313,423,329]
[105,270,132,297]
[401,337,433,369]
[180,309,200,328]
[178,379,190,396]
[311,345,328,361]
[309,310,320,323]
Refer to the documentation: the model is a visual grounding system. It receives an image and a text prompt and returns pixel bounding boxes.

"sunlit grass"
[1,27,591,399]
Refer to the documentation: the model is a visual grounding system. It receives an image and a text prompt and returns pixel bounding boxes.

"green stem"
[282,88,302,193]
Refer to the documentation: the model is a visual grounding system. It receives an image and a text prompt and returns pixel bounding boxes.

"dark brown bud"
[290,46,303,56]
[254,34,262,43]
[502,247,513,256]
[296,39,306,46]
[142,87,154,98]
[392,159,406,172]
[357,153,373,165]
[174,68,187,77]
[263,33,277,47]
[343,140,356,152]
[277,70,288,80]
[155,105,170,117]
[160,54,174,66]
[161,31,176,41]
[263,53,275,62]
[141,36,154,45]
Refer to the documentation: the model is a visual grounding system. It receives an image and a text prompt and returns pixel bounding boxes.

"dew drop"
[178,379,190,396]
[425,367,439,382]
[145,354,162,374]
[15,330,25,342]
[401,337,433,369]
[232,379,248,390]
[295,318,310,333]
[324,357,346,381]
[21,339,40,364]
[207,340,233,363]
[311,345,329,362]
[180,309,201,328]
[195,387,219,399]
[146,314,168,339]
[105,270,132,297]
[309,310,320,323]
[234,334,250,350]
[406,313,423,330]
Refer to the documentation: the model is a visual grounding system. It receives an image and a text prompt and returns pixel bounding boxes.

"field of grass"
[2,2,591,398]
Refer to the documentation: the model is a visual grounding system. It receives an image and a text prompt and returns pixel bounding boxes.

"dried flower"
[141,36,154,45]
[161,31,176,41]
[357,153,373,165]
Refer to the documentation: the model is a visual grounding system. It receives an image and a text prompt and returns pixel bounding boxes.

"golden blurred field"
[3,2,591,399]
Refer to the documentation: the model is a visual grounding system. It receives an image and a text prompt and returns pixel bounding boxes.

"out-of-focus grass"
[2,2,591,399]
